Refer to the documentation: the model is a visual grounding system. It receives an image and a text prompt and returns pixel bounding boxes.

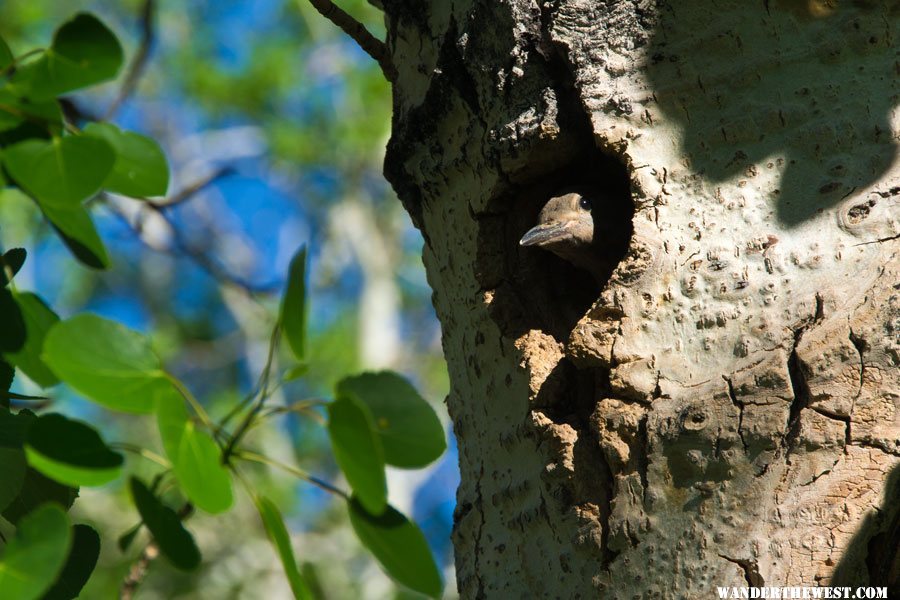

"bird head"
[519,190,596,267]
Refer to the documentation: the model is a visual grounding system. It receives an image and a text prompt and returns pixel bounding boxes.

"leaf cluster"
[0,12,445,599]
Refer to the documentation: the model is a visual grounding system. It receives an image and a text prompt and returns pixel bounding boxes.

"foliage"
[0,12,446,599]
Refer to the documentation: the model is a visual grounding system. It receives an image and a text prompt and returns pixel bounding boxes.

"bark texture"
[382,0,899,596]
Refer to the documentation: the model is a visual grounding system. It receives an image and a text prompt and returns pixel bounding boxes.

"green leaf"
[0,503,72,600]
[0,287,26,353]
[156,393,233,514]
[42,314,171,413]
[326,395,386,515]
[129,477,200,571]
[283,364,309,382]
[0,409,28,513]
[3,136,115,207]
[280,246,308,362]
[84,123,169,198]
[0,89,62,133]
[42,524,100,600]
[11,13,123,100]
[25,413,123,487]
[1,411,77,526]
[348,499,443,598]
[0,36,12,71]
[40,204,110,269]
[117,522,141,552]
[0,247,26,286]
[1,359,14,396]
[255,496,313,600]
[4,292,60,387]
[336,372,445,469]
[0,445,26,513]
[2,469,77,526]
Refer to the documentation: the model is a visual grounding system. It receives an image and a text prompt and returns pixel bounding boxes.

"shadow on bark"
[645,0,897,226]
[831,463,900,593]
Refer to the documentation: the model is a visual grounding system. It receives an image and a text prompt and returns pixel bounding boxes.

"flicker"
[519,189,612,282]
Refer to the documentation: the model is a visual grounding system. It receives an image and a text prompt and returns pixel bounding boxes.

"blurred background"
[0,0,457,597]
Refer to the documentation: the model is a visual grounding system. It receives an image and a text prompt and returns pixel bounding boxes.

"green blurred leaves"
[336,372,445,469]
[327,371,445,513]
[24,413,123,487]
[157,394,233,514]
[256,495,313,600]
[0,503,72,600]
[280,246,308,362]
[3,137,115,207]
[10,13,123,100]
[40,203,110,269]
[327,395,386,515]
[3,291,59,387]
[42,524,100,600]
[0,247,26,285]
[84,123,169,198]
[130,477,200,571]
[42,314,171,413]
[0,35,12,71]
[0,408,29,514]
[348,499,443,598]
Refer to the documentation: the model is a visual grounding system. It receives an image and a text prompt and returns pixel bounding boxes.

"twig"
[110,442,171,468]
[148,166,235,209]
[218,324,281,430]
[221,324,281,462]
[119,503,192,600]
[235,450,349,498]
[305,0,397,82]
[106,0,156,119]
[0,48,44,78]
[167,375,219,442]
[120,542,158,600]
[101,167,281,295]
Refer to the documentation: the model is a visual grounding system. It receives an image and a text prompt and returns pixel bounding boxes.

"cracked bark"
[381,0,899,596]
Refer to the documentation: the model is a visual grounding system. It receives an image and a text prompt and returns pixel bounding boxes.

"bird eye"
[579,197,591,211]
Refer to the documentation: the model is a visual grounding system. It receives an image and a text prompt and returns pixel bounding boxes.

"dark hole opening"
[497,147,634,342]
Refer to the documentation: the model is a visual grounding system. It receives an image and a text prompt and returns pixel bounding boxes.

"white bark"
[382,0,899,596]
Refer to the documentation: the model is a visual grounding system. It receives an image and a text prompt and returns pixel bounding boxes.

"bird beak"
[519,222,572,247]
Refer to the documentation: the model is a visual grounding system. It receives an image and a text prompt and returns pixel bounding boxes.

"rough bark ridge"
[382,0,899,596]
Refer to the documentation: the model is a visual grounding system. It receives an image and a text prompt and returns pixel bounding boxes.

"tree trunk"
[381,0,899,596]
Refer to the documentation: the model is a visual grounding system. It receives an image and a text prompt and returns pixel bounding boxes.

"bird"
[519,188,616,282]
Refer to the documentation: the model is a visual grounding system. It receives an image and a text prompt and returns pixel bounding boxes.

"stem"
[105,0,155,119]
[236,450,348,499]
[0,48,44,77]
[302,0,396,81]
[110,442,171,468]
[120,543,159,600]
[119,502,192,600]
[221,324,280,462]
[166,375,218,440]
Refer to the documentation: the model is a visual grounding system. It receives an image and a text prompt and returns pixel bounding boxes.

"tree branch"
[119,503,192,600]
[147,166,235,209]
[305,0,397,82]
[106,0,156,119]
[102,167,281,295]
[119,542,158,600]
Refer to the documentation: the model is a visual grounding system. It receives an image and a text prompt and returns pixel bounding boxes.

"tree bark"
[381,0,899,596]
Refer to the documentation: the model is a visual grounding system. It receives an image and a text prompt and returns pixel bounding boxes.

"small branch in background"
[305,0,397,82]
[58,97,101,124]
[105,0,156,120]
[119,503,192,600]
[103,167,280,295]
[120,542,158,600]
[148,166,235,209]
